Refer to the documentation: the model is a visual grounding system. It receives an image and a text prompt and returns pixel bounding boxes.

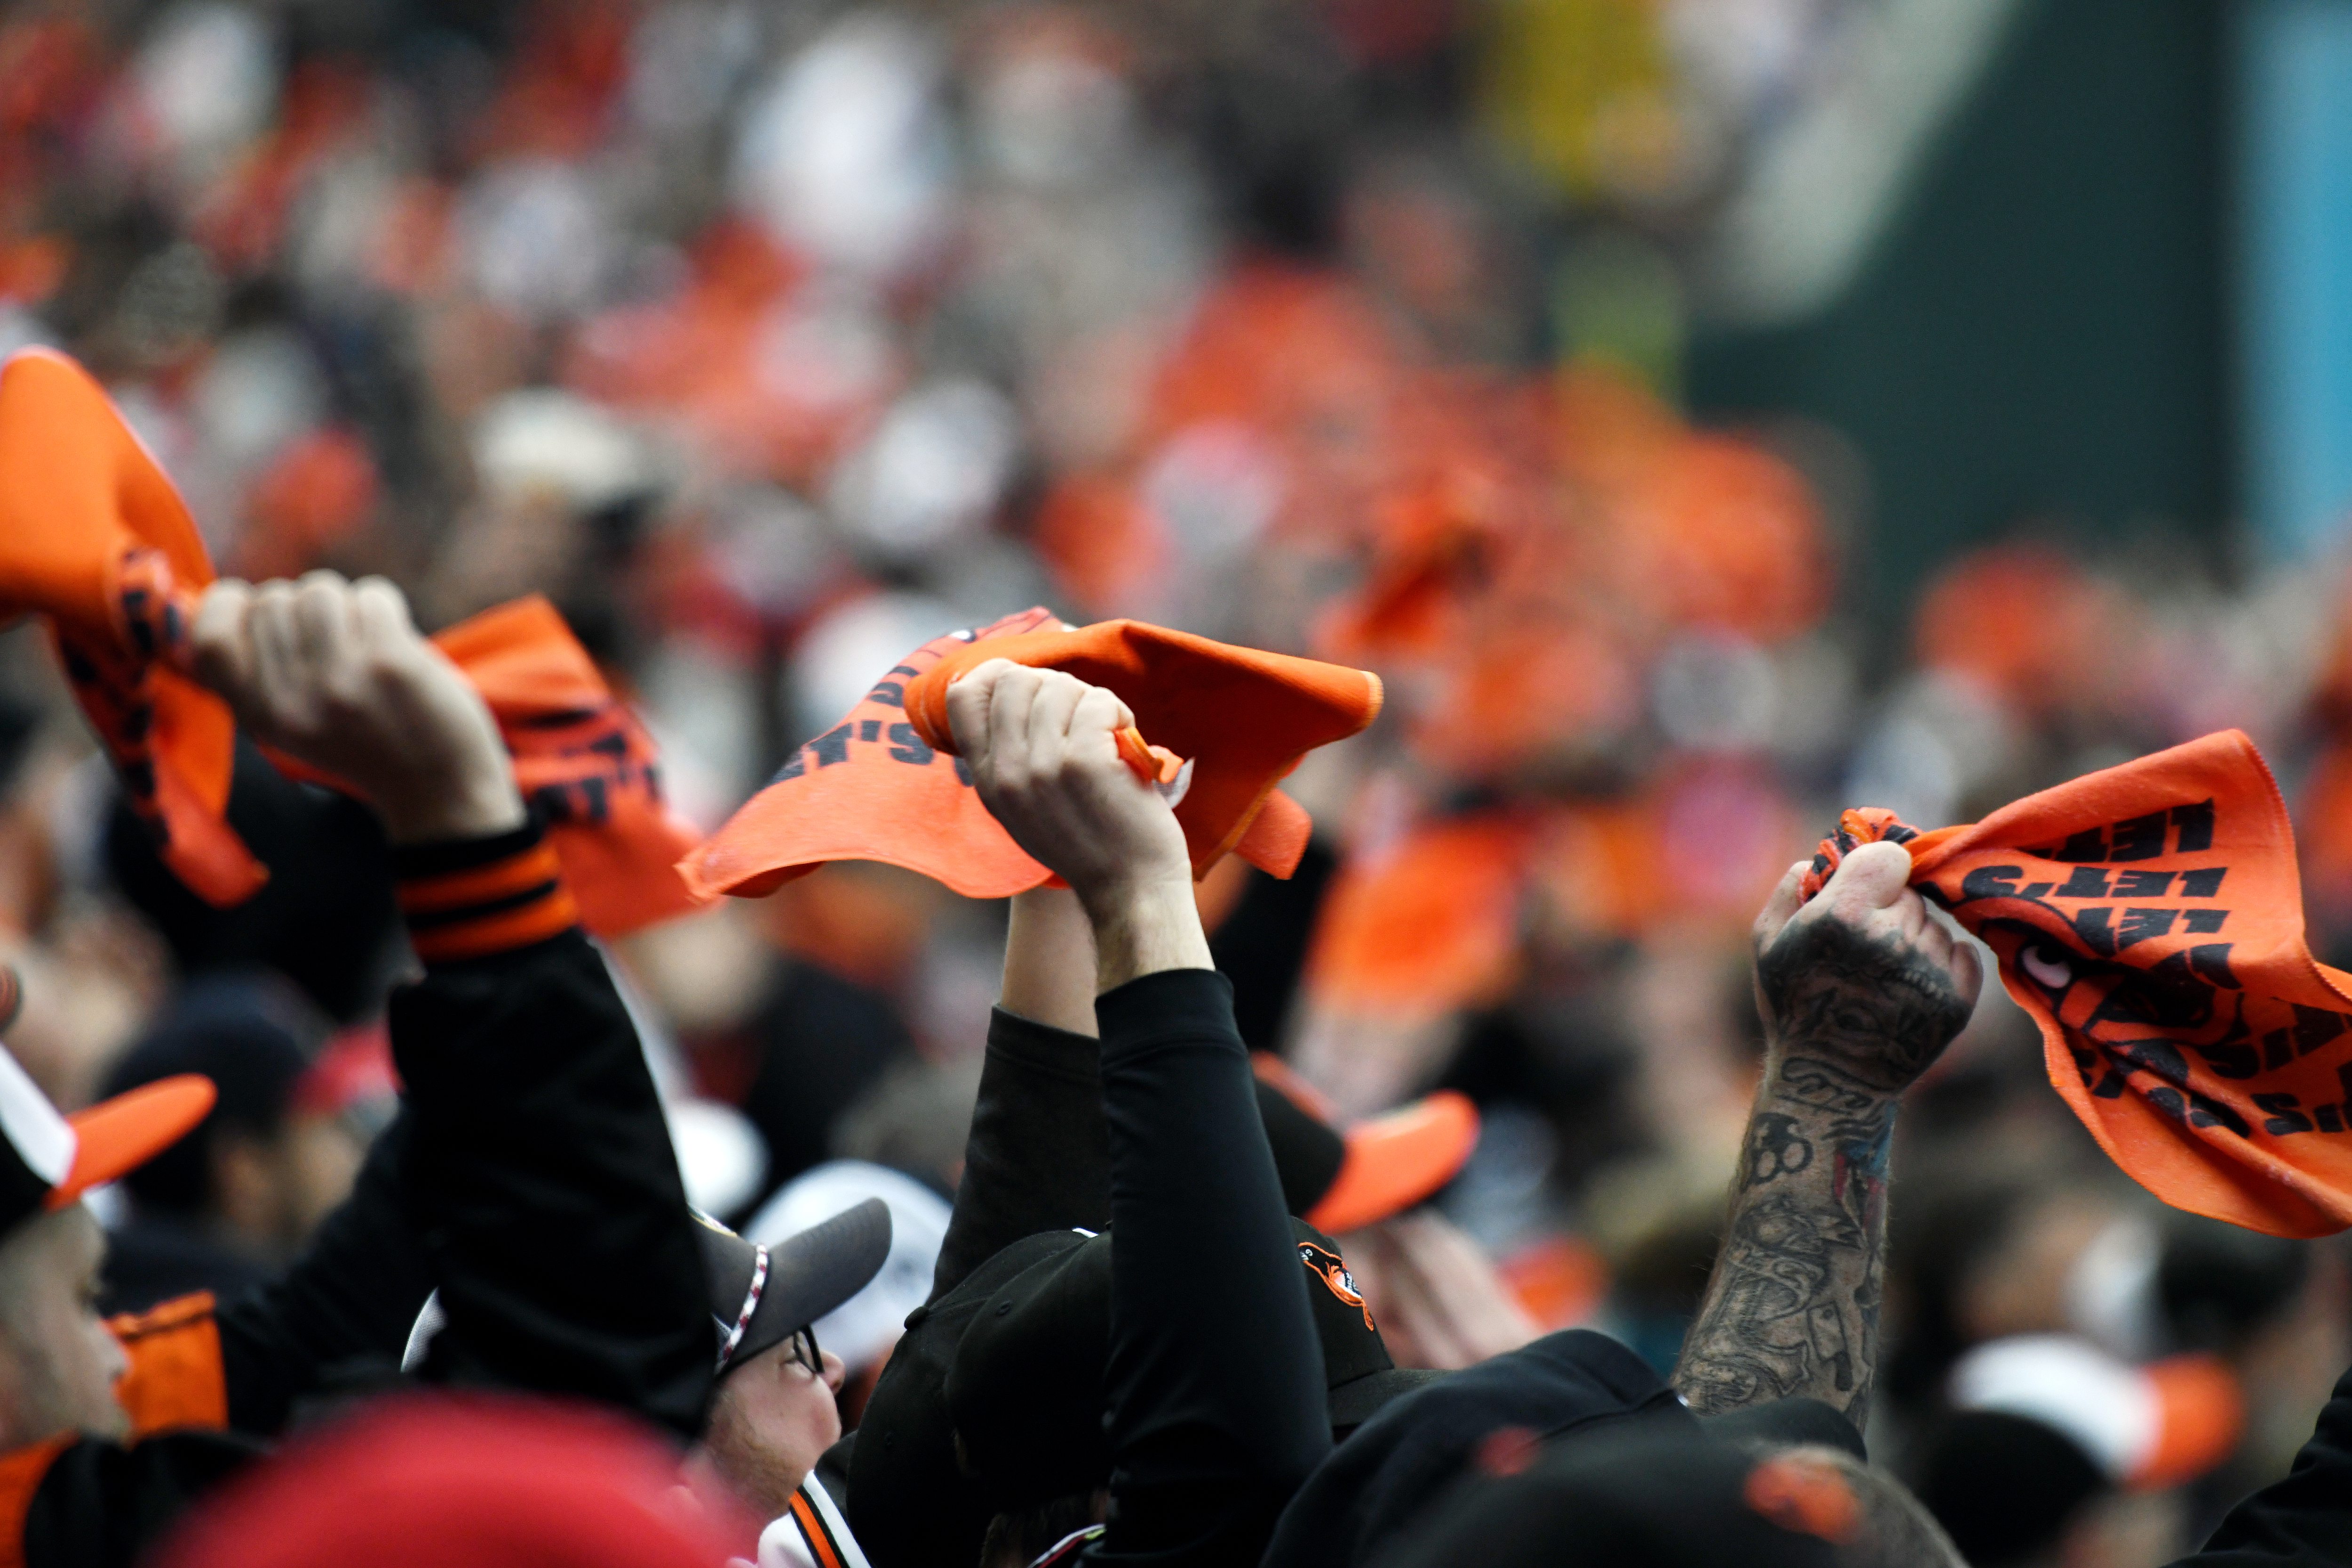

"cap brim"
[762,1196,895,1337]
[53,1074,214,1207]
[1307,1091,1479,1235]
[2130,1354,2244,1490]
[1327,1365,1448,1431]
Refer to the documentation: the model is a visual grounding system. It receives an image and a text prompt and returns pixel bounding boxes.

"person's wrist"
[1763,1042,1908,1106]
[1080,869,1210,992]
[373,758,526,845]
[1070,864,1194,930]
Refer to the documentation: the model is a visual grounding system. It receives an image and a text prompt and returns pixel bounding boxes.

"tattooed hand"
[1752,841,1983,1096]
[1673,844,1982,1428]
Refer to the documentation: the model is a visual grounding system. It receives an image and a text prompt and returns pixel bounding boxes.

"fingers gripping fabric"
[0,349,260,904]
[680,609,1354,900]
[1801,731,2352,1237]
[1796,808,1923,901]
[901,617,1383,879]
[0,351,699,932]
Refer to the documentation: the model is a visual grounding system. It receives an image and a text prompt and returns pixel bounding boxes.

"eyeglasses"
[785,1322,822,1377]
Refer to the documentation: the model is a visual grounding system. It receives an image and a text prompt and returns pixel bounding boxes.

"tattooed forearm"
[1675,1080,1894,1424]
[1677,840,1978,1428]
[1771,1055,1880,1115]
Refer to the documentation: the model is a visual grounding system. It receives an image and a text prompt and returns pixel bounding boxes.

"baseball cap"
[0,986,215,1239]
[1911,1334,2242,1565]
[1944,1334,2242,1491]
[1375,1431,1849,1568]
[403,1199,894,1379]
[1252,1054,1479,1234]
[945,1219,1439,1510]
[693,1199,893,1375]
[742,1159,953,1374]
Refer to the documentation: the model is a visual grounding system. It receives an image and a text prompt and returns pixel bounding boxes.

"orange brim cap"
[51,1074,215,1208]
[1305,1090,1480,1234]
[2130,1354,2244,1491]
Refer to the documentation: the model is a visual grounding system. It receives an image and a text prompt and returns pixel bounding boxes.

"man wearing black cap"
[0,572,715,1567]
[883,657,1333,1568]
[848,860,1466,1564]
[937,1213,1442,1567]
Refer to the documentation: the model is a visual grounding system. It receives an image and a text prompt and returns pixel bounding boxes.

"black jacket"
[13,823,710,1568]
[851,974,1329,1568]
[1087,970,1333,1565]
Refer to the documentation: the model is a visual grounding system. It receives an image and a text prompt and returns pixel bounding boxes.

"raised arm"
[928,885,1112,1297]
[1671,843,1980,1433]
[189,573,711,1437]
[948,660,1329,1566]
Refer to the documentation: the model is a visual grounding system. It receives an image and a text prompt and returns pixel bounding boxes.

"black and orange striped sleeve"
[393,820,579,964]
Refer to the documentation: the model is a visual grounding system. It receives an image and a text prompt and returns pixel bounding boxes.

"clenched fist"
[188,572,523,845]
[1750,840,1984,1097]
[946,659,1205,990]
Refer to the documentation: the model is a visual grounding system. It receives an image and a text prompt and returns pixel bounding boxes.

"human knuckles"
[1758,912,1972,1091]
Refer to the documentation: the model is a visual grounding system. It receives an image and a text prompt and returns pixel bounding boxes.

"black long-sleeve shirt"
[850,977,1329,1568]
[1087,969,1332,1566]
[8,824,711,1568]
[931,1006,1113,1297]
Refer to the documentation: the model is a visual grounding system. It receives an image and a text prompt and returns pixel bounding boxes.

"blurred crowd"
[0,2,2348,1563]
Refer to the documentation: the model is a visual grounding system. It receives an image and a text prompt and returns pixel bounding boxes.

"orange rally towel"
[0,350,699,934]
[900,617,1383,878]
[680,610,1333,901]
[429,597,704,937]
[1801,730,2352,1237]
[0,349,261,905]
[261,601,705,938]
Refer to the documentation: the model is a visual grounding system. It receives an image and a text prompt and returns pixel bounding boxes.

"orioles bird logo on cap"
[1299,1242,1375,1332]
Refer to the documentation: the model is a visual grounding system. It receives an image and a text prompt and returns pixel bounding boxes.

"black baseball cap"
[694,1199,893,1375]
[945,1219,1440,1511]
[1374,1431,1851,1568]
[850,1228,1087,1568]
[407,1199,896,1381]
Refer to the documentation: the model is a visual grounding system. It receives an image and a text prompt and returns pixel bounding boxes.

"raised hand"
[945,659,1205,991]
[188,571,523,845]
[1672,843,1983,1429]
[1753,841,1983,1098]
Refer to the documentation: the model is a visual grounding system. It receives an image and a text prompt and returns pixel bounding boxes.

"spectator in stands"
[96,974,358,1313]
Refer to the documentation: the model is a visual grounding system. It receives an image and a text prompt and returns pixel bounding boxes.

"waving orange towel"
[266,597,702,937]
[680,610,1347,900]
[0,350,699,933]
[0,350,259,904]
[422,597,703,936]
[900,618,1382,878]
[1804,731,2352,1237]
